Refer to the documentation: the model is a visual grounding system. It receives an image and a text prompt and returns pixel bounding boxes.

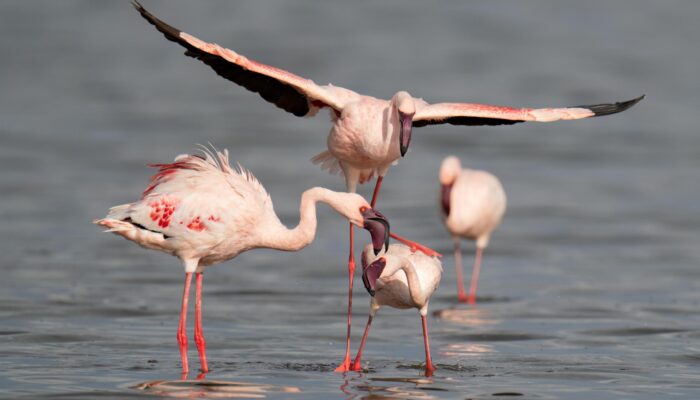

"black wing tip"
[582,94,645,117]
[131,0,185,44]
[131,0,152,19]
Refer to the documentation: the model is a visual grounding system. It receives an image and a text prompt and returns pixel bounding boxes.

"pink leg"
[351,315,373,371]
[335,223,356,373]
[390,232,442,258]
[421,315,435,377]
[370,176,384,207]
[454,238,468,303]
[467,247,484,305]
[194,272,209,373]
[178,273,193,373]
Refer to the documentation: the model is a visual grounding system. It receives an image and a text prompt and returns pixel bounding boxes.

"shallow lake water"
[1,1,699,398]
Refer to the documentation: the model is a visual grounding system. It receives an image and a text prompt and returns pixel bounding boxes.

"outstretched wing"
[132,1,344,117]
[412,95,644,127]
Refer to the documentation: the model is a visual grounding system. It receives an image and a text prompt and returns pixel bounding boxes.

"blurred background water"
[1,1,699,398]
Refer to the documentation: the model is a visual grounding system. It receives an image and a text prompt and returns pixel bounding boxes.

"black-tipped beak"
[362,208,390,255]
[399,111,413,157]
[362,258,386,297]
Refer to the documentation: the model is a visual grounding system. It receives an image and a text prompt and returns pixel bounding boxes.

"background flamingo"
[353,243,443,376]
[131,1,639,370]
[94,148,390,374]
[439,156,506,304]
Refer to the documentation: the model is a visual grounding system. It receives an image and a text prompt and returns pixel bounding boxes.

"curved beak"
[362,257,386,297]
[361,208,390,255]
[399,111,413,157]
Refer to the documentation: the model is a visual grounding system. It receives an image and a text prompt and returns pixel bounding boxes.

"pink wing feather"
[413,96,644,127]
[132,1,344,116]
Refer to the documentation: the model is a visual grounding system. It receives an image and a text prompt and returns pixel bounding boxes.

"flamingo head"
[361,255,386,297]
[393,91,416,157]
[439,156,460,215]
[335,193,390,255]
[439,156,461,186]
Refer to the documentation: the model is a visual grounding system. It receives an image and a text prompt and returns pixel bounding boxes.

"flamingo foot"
[457,294,470,303]
[390,233,442,257]
[351,359,362,372]
[179,371,189,381]
[424,365,435,377]
[334,355,352,372]
[466,294,476,305]
[196,372,207,381]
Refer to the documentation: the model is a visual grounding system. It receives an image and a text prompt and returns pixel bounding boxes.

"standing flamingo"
[94,148,390,374]
[352,243,443,376]
[130,1,642,370]
[439,156,506,304]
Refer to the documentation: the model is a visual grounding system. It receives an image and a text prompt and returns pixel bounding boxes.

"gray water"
[1,1,699,398]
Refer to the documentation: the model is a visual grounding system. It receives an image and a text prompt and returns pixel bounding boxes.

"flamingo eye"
[360,206,368,213]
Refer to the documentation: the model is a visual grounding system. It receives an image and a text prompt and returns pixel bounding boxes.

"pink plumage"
[439,156,506,304]
[95,147,391,374]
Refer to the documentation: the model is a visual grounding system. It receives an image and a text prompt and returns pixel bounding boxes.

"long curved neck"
[260,187,334,252]
[384,257,426,306]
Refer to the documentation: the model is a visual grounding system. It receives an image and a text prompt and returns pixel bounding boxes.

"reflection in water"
[133,379,300,398]
[441,343,494,358]
[433,307,501,327]
[344,374,438,399]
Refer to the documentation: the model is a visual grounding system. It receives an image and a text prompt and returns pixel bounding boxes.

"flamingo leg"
[421,315,435,377]
[467,247,484,305]
[194,272,209,373]
[335,223,355,372]
[351,315,373,371]
[178,272,193,373]
[454,238,468,302]
[370,176,384,207]
[389,232,442,258]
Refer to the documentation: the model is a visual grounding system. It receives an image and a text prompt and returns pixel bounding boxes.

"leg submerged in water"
[335,223,356,372]
[466,247,484,305]
[351,314,374,371]
[194,272,209,372]
[421,314,435,377]
[177,273,193,373]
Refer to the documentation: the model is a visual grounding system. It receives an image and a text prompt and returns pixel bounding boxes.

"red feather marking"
[187,216,206,232]
[149,196,180,228]
[142,160,198,197]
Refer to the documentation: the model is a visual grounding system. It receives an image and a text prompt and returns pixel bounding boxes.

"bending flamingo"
[94,148,390,374]
[130,1,641,370]
[439,156,506,304]
[353,243,443,376]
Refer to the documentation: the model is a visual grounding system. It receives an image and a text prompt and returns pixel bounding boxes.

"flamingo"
[352,243,443,376]
[94,147,390,374]
[439,156,506,304]
[131,0,643,203]
[130,1,642,370]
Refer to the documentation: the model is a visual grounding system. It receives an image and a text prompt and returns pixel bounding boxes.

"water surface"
[1,1,699,398]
